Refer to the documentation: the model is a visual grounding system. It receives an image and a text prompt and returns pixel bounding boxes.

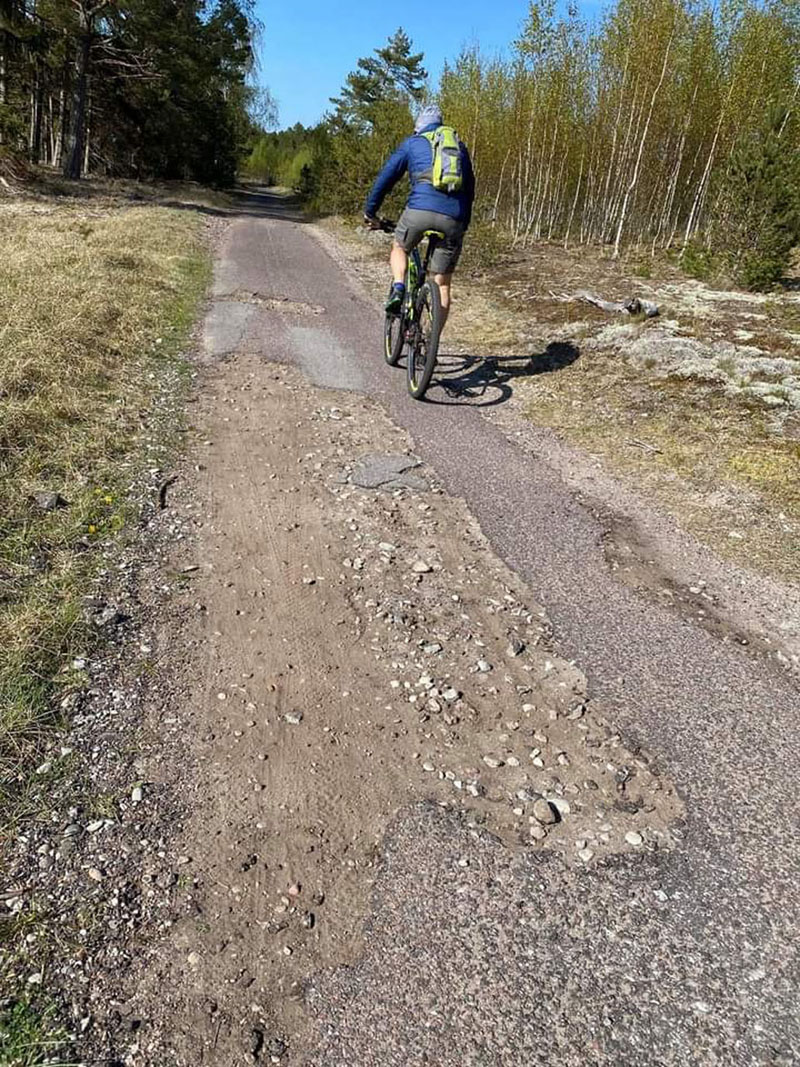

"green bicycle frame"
[404,247,424,322]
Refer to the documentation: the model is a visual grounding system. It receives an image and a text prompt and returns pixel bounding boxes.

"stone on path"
[532,798,557,825]
[347,454,429,492]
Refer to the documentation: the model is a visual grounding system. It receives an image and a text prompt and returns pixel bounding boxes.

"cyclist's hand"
[364,214,381,231]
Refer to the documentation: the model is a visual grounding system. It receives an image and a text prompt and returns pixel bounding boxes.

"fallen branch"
[158,474,178,509]
[551,290,659,318]
[626,438,663,455]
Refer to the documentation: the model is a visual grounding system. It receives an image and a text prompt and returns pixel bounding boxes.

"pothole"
[336,453,429,492]
[217,289,325,315]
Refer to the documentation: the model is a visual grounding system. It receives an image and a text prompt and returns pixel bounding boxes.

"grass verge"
[0,198,210,818]
[0,190,212,1064]
[0,998,75,1067]
[519,355,800,582]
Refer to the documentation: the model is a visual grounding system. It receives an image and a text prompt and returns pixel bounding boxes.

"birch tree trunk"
[82,79,91,174]
[680,108,724,251]
[54,78,67,166]
[564,152,584,249]
[0,24,7,145]
[613,31,673,258]
[492,146,511,226]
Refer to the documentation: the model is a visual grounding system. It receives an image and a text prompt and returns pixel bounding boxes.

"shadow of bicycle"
[422,341,580,407]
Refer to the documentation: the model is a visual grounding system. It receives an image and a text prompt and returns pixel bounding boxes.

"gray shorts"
[394,208,465,275]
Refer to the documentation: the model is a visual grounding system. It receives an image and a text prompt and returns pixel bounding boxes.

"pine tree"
[0,0,260,183]
[330,27,426,130]
[303,28,428,215]
[719,105,800,289]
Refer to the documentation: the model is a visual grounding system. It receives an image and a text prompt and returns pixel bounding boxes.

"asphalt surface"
[205,189,799,1066]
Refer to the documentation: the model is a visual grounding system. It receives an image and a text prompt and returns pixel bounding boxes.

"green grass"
[0,200,210,821]
[0,998,76,1067]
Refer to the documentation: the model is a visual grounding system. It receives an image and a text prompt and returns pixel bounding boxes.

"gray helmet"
[414,104,443,132]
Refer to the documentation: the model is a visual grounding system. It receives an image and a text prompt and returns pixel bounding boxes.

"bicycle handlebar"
[364,215,395,233]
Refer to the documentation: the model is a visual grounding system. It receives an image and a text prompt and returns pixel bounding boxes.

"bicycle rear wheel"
[407,280,442,400]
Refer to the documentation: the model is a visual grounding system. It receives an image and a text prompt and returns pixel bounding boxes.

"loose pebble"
[532,799,557,825]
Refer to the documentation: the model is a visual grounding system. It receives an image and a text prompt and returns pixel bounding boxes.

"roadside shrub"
[460,218,510,274]
[713,106,800,291]
[681,240,717,281]
[630,259,653,279]
[735,247,793,292]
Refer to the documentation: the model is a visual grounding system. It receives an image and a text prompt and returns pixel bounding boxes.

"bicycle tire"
[407,280,442,400]
[384,306,405,366]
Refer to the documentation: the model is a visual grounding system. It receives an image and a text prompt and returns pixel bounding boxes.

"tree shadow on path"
[422,341,580,407]
[153,185,308,222]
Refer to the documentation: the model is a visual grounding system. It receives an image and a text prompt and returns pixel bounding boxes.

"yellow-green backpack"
[420,125,463,193]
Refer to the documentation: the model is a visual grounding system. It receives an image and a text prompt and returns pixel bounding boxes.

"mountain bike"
[379,219,444,401]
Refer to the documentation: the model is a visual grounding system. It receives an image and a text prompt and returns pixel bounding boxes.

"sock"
[392,282,405,292]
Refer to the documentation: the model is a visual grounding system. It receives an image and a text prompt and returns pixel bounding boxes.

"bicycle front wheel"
[384,306,406,366]
[407,281,442,400]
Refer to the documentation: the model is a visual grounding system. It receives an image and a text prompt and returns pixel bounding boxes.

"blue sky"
[254,1,570,129]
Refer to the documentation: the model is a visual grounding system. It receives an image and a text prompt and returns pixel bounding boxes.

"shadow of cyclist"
[420,341,580,407]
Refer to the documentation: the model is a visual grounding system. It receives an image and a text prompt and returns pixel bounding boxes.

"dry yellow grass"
[517,352,800,582]
[0,197,209,813]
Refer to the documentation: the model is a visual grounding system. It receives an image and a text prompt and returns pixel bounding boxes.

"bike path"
[205,188,800,1066]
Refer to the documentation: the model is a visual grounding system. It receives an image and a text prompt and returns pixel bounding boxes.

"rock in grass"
[93,605,126,629]
[31,490,69,512]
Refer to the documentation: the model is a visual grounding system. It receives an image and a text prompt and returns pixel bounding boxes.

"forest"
[0,0,265,184]
[249,2,800,289]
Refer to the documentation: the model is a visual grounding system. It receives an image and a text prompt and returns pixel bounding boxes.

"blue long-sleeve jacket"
[364,123,475,229]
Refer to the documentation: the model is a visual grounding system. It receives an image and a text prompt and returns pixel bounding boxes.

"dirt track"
[96,355,675,1064]
[67,189,800,1065]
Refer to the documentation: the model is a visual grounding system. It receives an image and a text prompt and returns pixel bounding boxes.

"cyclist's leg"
[390,241,408,285]
[429,218,464,331]
[387,211,419,315]
[434,272,454,328]
[393,209,431,279]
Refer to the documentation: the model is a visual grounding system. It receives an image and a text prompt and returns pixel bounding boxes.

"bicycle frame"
[403,236,439,329]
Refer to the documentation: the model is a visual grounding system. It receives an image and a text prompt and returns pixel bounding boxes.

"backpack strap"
[410,130,436,186]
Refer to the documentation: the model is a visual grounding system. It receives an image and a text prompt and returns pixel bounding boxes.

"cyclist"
[363,104,475,329]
